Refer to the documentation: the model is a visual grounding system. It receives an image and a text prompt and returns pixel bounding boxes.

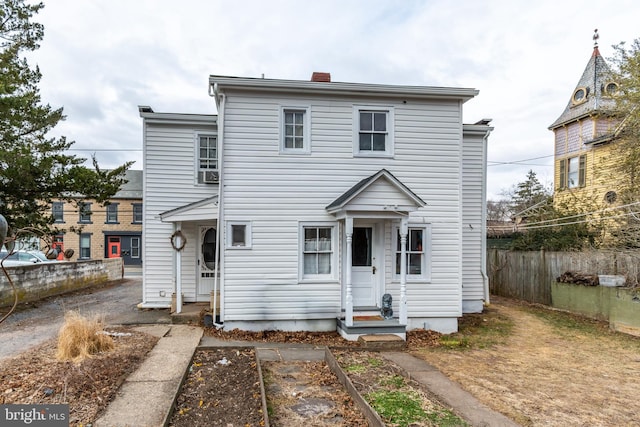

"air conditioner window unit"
[201,170,219,183]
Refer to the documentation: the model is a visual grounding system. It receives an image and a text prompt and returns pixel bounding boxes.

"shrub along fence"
[487,249,640,305]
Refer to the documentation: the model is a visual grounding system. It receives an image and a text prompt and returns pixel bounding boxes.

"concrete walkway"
[94,325,203,427]
[94,330,518,427]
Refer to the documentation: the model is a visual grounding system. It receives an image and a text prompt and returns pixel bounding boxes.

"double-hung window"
[106,203,118,223]
[52,202,64,223]
[558,155,586,189]
[300,223,337,280]
[197,135,218,184]
[393,224,431,281]
[79,233,91,259]
[354,106,394,157]
[78,202,92,223]
[280,106,310,154]
[132,203,143,224]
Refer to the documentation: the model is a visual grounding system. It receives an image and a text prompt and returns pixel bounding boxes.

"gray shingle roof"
[549,46,615,129]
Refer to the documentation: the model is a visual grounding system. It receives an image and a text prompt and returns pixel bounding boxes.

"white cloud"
[26,0,640,198]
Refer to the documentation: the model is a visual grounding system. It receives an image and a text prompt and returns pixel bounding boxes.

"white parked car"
[0,250,59,267]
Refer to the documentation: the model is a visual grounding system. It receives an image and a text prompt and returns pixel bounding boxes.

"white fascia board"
[209,75,479,102]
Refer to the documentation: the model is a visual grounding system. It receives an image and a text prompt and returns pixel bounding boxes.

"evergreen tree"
[0,1,131,232]
[511,170,550,216]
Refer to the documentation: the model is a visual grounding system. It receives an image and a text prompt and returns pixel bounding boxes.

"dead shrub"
[56,311,114,362]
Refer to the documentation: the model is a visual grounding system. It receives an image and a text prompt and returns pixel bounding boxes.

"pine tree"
[0,1,131,231]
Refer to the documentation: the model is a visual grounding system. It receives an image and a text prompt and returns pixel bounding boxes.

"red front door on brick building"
[108,237,121,258]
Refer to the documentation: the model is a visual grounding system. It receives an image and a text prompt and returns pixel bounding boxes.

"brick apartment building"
[50,170,143,266]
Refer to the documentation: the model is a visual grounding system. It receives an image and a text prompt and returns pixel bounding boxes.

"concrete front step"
[358,334,407,350]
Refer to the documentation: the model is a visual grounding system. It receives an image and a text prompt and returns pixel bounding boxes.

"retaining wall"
[551,283,640,336]
[0,258,124,307]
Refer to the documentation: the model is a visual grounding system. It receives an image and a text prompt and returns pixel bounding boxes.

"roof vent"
[311,72,331,82]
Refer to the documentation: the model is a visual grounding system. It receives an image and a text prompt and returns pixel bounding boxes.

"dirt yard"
[412,296,640,426]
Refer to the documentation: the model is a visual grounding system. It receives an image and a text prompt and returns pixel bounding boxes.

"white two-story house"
[139,72,492,338]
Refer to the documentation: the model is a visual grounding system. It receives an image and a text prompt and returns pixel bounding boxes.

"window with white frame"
[197,134,218,183]
[300,223,336,279]
[227,221,251,248]
[393,224,431,280]
[353,106,394,156]
[558,154,586,190]
[131,237,140,258]
[280,106,310,154]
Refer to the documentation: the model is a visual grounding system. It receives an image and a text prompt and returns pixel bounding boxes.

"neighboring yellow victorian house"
[551,30,621,215]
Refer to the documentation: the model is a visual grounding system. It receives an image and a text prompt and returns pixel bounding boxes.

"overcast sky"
[28,0,640,200]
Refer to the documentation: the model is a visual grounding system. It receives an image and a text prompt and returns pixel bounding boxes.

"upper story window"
[106,203,118,223]
[280,106,310,154]
[132,203,143,224]
[197,135,218,184]
[558,155,586,189]
[353,106,394,157]
[78,202,92,223]
[52,202,64,223]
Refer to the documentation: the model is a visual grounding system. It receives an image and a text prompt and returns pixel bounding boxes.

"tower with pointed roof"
[551,29,621,210]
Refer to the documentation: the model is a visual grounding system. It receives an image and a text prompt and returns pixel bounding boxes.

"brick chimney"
[311,72,331,82]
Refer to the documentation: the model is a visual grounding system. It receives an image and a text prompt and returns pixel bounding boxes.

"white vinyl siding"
[221,91,464,321]
[142,117,217,305]
[461,125,489,310]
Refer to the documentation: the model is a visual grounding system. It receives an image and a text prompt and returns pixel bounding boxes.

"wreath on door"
[170,230,186,251]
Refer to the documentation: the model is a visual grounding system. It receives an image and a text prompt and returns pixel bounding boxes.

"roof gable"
[326,169,425,215]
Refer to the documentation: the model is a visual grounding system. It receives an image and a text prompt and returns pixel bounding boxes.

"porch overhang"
[325,169,425,217]
[160,196,219,223]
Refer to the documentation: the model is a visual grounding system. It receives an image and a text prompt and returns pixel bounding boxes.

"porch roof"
[160,196,218,222]
[326,169,425,217]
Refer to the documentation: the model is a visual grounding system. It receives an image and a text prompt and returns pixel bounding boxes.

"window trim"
[392,223,431,282]
[79,233,91,259]
[105,203,119,224]
[226,221,252,249]
[52,201,64,223]
[279,105,311,154]
[298,221,338,282]
[353,105,394,157]
[196,133,218,184]
[132,203,143,224]
[558,155,586,190]
[131,237,140,258]
[78,202,92,223]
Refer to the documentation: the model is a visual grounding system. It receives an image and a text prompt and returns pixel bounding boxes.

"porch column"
[345,216,354,327]
[175,222,183,314]
[399,217,408,324]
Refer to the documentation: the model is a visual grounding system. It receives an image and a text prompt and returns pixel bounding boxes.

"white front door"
[198,226,216,297]
[351,225,378,307]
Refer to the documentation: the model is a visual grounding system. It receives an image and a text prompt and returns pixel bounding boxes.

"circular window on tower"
[604,82,619,96]
[604,190,617,204]
[572,87,588,105]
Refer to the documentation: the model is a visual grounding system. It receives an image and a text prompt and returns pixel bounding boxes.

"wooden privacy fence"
[487,249,640,305]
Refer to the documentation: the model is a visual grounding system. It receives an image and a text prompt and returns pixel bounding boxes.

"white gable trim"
[326,169,425,217]
[160,196,218,222]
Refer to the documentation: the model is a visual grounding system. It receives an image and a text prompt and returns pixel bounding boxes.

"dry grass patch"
[56,311,114,362]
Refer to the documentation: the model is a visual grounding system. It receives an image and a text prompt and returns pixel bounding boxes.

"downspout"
[210,82,224,327]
